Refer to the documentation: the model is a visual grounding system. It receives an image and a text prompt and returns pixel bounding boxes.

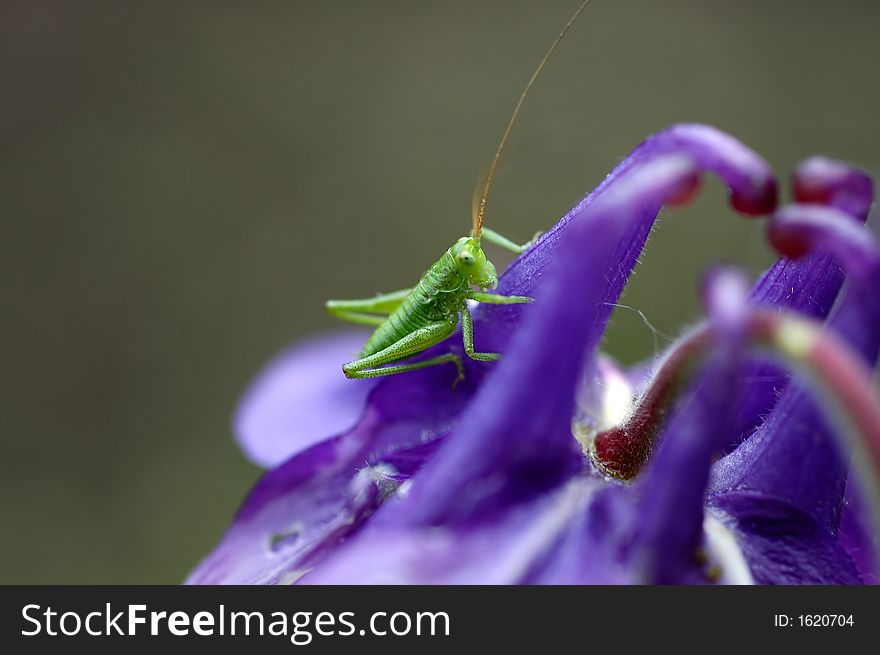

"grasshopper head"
[452,237,498,290]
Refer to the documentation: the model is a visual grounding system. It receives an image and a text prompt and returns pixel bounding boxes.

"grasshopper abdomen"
[360,250,469,358]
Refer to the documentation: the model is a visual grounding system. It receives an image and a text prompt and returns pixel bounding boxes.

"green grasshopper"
[326,1,592,381]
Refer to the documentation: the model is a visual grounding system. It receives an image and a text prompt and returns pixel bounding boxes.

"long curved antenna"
[471,130,562,226]
[473,0,593,241]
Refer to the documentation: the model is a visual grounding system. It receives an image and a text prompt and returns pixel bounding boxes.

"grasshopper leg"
[326,288,413,325]
[323,311,386,327]
[468,291,533,305]
[480,227,543,255]
[460,306,501,362]
[342,320,462,381]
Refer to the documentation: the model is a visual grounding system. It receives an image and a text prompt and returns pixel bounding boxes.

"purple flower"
[186,124,880,585]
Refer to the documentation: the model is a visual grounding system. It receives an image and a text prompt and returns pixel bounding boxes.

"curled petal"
[710,204,880,581]
[619,123,778,216]
[768,204,880,276]
[723,160,873,449]
[792,156,874,219]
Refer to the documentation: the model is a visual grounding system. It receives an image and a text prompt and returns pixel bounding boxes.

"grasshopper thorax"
[451,237,498,290]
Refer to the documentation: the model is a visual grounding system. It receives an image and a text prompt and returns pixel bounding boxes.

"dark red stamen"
[593,330,711,479]
[594,423,652,479]
[730,177,778,217]
[792,175,833,206]
[593,309,880,490]
[766,219,811,259]
[791,156,873,220]
[666,173,702,208]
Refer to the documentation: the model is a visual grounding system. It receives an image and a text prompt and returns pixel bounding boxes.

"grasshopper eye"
[458,251,476,266]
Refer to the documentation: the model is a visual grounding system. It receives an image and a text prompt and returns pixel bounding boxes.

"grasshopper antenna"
[473,0,593,242]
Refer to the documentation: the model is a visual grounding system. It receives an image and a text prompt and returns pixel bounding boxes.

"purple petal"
[710,492,862,584]
[187,434,382,585]
[521,484,750,585]
[301,480,600,585]
[234,331,376,468]
[187,364,470,584]
[524,486,636,585]
[838,483,878,584]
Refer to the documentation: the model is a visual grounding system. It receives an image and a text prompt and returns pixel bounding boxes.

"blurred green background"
[2,0,879,583]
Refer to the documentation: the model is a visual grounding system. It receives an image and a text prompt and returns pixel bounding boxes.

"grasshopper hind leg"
[344,352,464,382]
[342,320,463,382]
